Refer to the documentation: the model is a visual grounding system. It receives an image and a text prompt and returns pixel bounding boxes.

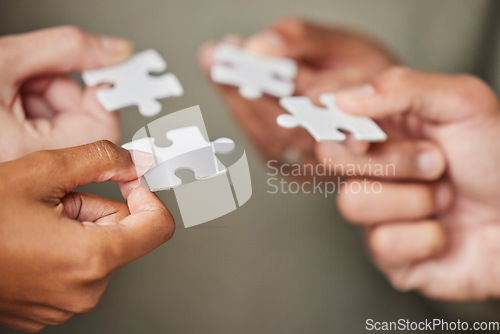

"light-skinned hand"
[315,66,500,301]
[0,26,133,162]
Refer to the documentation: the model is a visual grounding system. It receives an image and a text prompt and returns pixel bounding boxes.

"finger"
[316,140,446,180]
[1,25,133,86]
[245,18,340,59]
[16,141,154,196]
[0,303,73,326]
[199,40,316,161]
[218,83,314,161]
[335,66,499,122]
[245,17,395,68]
[338,180,453,224]
[366,220,446,270]
[91,183,175,270]
[305,67,380,99]
[62,192,130,225]
[0,313,45,332]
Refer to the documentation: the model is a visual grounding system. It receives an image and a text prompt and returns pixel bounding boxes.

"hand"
[315,66,500,301]
[0,140,175,332]
[199,17,396,165]
[0,26,133,162]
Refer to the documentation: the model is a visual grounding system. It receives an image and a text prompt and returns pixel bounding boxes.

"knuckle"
[65,285,106,314]
[56,25,87,55]
[157,207,175,243]
[71,245,111,283]
[376,66,414,90]
[452,75,498,111]
[413,186,435,215]
[27,150,63,176]
[80,253,110,282]
[91,140,123,164]
[40,311,73,326]
[368,226,391,258]
[72,296,100,314]
[337,180,363,222]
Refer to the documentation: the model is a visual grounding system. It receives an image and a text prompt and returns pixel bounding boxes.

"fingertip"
[314,142,334,162]
[99,36,134,65]
[245,30,286,56]
[369,221,446,269]
[198,40,217,73]
[129,150,155,176]
[304,85,324,106]
[271,16,309,46]
[336,84,377,114]
[123,180,162,213]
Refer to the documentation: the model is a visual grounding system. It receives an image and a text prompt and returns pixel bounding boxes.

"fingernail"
[100,36,133,56]
[246,30,286,56]
[198,40,216,69]
[131,150,155,176]
[418,150,443,175]
[340,84,375,100]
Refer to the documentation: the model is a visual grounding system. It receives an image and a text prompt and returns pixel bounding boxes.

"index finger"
[95,182,175,270]
[0,26,132,87]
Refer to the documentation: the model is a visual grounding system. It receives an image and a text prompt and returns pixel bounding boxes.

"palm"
[1,75,121,162]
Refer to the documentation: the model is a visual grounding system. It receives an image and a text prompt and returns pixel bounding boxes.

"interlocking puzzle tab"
[123,125,235,191]
[277,93,387,142]
[211,43,298,99]
[82,49,183,117]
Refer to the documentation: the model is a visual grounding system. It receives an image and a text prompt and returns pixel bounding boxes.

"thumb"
[66,183,174,271]
[101,182,175,269]
[17,140,154,198]
[335,67,498,123]
[1,26,133,86]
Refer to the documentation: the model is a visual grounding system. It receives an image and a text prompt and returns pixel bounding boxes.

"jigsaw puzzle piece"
[278,93,387,142]
[211,43,297,99]
[82,49,183,117]
[122,126,236,191]
[212,137,236,155]
[146,146,228,191]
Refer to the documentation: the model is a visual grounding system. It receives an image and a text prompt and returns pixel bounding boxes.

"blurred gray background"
[1,0,500,333]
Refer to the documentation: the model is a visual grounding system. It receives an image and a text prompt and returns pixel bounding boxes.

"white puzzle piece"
[82,49,184,117]
[123,126,235,191]
[277,93,387,142]
[211,43,297,99]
